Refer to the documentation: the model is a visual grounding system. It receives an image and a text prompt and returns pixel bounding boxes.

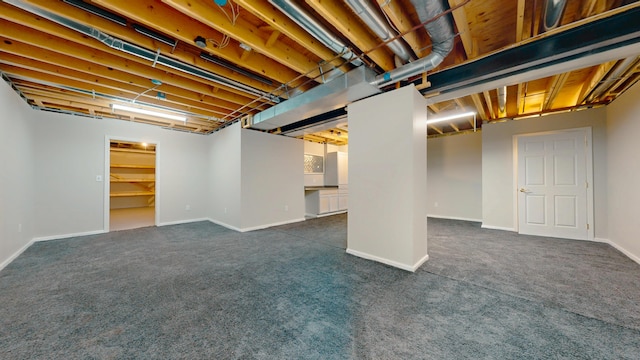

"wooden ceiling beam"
[304,0,395,71]
[232,0,351,73]
[429,124,444,134]
[543,71,571,110]
[516,0,526,42]
[161,0,324,80]
[0,5,272,103]
[88,0,306,92]
[0,19,262,109]
[578,61,617,103]
[0,50,240,116]
[448,0,475,59]
[482,90,496,119]
[470,93,488,121]
[24,0,286,92]
[376,0,426,58]
[0,39,266,112]
[1,64,224,119]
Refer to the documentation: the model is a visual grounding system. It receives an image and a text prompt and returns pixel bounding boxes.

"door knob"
[519,188,529,193]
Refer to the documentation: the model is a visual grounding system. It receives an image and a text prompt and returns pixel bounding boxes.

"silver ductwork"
[345,0,414,64]
[541,0,568,32]
[250,66,380,130]
[371,0,454,87]
[5,0,279,103]
[497,86,507,113]
[269,0,363,67]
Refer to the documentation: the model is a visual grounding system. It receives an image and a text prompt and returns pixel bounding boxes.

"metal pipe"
[371,0,455,87]
[497,86,507,114]
[541,0,568,32]
[269,0,363,67]
[345,0,414,63]
[585,56,638,102]
[5,0,279,103]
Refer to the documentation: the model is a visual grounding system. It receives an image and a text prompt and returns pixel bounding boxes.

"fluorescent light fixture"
[133,24,177,47]
[63,0,127,26]
[200,52,273,85]
[111,103,186,122]
[426,111,476,124]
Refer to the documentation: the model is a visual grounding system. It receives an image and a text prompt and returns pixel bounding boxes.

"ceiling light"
[200,52,273,85]
[111,103,186,122]
[133,24,177,48]
[426,111,476,124]
[62,0,127,26]
[194,36,207,48]
[239,43,252,51]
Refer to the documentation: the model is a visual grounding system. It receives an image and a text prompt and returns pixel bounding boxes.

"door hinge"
[586,181,589,188]
[587,224,590,230]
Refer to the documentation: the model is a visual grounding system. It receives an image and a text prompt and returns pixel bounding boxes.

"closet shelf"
[110,191,155,197]
[110,178,156,183]
[110,164,155,169]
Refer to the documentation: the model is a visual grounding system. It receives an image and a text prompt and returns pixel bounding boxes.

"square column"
[346,85,428,271]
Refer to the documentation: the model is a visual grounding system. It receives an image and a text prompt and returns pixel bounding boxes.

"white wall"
[0,81,35,269]
[482,107,608,237]
[427,132,482,221]
[32,111,210,237]
[606,81,640,262]
[241,129,305,229]
[207,124,242,229]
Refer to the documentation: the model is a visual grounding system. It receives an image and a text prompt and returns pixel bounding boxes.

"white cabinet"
[305,188,346,217]
[325,152,348,186]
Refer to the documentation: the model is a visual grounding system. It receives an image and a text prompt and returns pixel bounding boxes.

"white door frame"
[104,135,160,232]
[512,127,594,240]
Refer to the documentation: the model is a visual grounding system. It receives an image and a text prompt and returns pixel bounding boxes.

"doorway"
[107,139,157,231]
[515,127,594,240]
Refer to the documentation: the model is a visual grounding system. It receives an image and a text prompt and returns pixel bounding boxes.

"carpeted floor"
[1,215,639,359]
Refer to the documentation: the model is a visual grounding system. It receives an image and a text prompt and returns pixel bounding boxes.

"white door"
[516,128,592,240]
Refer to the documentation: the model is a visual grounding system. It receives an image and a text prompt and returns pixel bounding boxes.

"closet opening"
[108,140,157,231]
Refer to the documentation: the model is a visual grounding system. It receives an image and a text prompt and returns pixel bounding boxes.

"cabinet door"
[319,196,330,213]
[338,195,348,210]
[329,195,339,212]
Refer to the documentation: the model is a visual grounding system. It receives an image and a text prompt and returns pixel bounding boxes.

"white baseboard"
[32,230,107,242]
[427,214,482,222]
[598,238,640,265]
[481,224,517,232]
[157,218,209,227]
[346,248,429,272]
[0,239,36,272]
[207,217,305,232]
[305,211,347,219]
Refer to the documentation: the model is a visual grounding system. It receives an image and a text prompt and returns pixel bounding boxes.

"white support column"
[346,85,428,271]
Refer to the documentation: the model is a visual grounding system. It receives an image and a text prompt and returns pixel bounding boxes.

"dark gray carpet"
[1,215,639,359]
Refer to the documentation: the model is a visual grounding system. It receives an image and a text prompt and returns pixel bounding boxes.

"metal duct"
[269,0,362,67]
[585,56,638,102]
[5,0,279,103]
[497,86,507,113]
[541,0,568,32]
[250,66,380,130]
[371,0,454,87]
[345,0,414,63]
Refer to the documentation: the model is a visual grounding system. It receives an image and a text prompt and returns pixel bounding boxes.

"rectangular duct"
[250,66,380,130]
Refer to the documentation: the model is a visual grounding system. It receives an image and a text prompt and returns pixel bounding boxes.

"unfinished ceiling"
[1,0,639,142]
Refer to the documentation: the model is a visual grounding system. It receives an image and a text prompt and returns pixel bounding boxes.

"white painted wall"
[481,107,608,237]
[207,124,242,229]
[427,132,482,221]
[0,81,35,269]
[241,129,305,229]
[348,85,428,271]
[32,111,210,238]
[606,81,640,262]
